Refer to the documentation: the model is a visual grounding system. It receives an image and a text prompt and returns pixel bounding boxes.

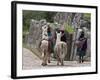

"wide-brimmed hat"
[60,26,65,31]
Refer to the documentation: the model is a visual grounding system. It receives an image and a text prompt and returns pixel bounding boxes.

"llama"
[54,31,67,66]
[40,24,49,66]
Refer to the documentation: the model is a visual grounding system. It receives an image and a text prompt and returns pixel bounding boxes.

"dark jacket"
[61,31,66,42]
[81,38,87,51]
[78,38,87,51]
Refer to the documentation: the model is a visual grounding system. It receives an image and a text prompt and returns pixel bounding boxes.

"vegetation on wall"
[23,10,91,33]
[23,10,56,31]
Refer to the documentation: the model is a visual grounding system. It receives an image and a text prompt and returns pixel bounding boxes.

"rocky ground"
[22,48,91,70]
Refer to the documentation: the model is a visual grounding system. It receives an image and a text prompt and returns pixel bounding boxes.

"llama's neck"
[56,37,61,42]
[56,33,61,43]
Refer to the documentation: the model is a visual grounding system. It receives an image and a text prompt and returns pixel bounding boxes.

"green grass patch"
[64,24,75,34]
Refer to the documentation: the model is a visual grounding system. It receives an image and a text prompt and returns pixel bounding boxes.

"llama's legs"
[61,58,64,66]
[48,41,51,63]
[48,51,51,63]
[57,53,60,65]
[42,50,48,66]
[56,52,59,65]
[41,51,44,58]
[57,61,59,65]
[61,51,64,66]
[57,56,59,65]
[57,55,62,65]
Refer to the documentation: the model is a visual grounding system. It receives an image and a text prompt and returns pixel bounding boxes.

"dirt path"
[22,48,42,69]
[23,48,91,70]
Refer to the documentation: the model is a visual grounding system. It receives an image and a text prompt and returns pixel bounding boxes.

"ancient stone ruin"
[24,13,91,61]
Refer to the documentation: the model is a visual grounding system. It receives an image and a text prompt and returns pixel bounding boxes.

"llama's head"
[56,31,62,42]
[40,19,47,26]
[42,24,48,39]
[42,25,48,33]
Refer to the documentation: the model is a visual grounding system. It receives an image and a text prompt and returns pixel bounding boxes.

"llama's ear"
[56,31,57,34]
[60,31,61,34]
[42,26,44,30]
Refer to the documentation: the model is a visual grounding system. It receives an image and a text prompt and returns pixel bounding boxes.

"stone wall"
[25,19,60,49]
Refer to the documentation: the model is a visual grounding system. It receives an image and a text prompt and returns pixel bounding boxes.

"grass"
[64,24,75,34]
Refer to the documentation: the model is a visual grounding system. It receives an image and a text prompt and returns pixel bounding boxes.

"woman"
[47,25,52,63]
[77,31,87,63]
[60,30,66,43]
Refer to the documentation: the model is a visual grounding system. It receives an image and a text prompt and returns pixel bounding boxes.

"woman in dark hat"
[77,31,87,63]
